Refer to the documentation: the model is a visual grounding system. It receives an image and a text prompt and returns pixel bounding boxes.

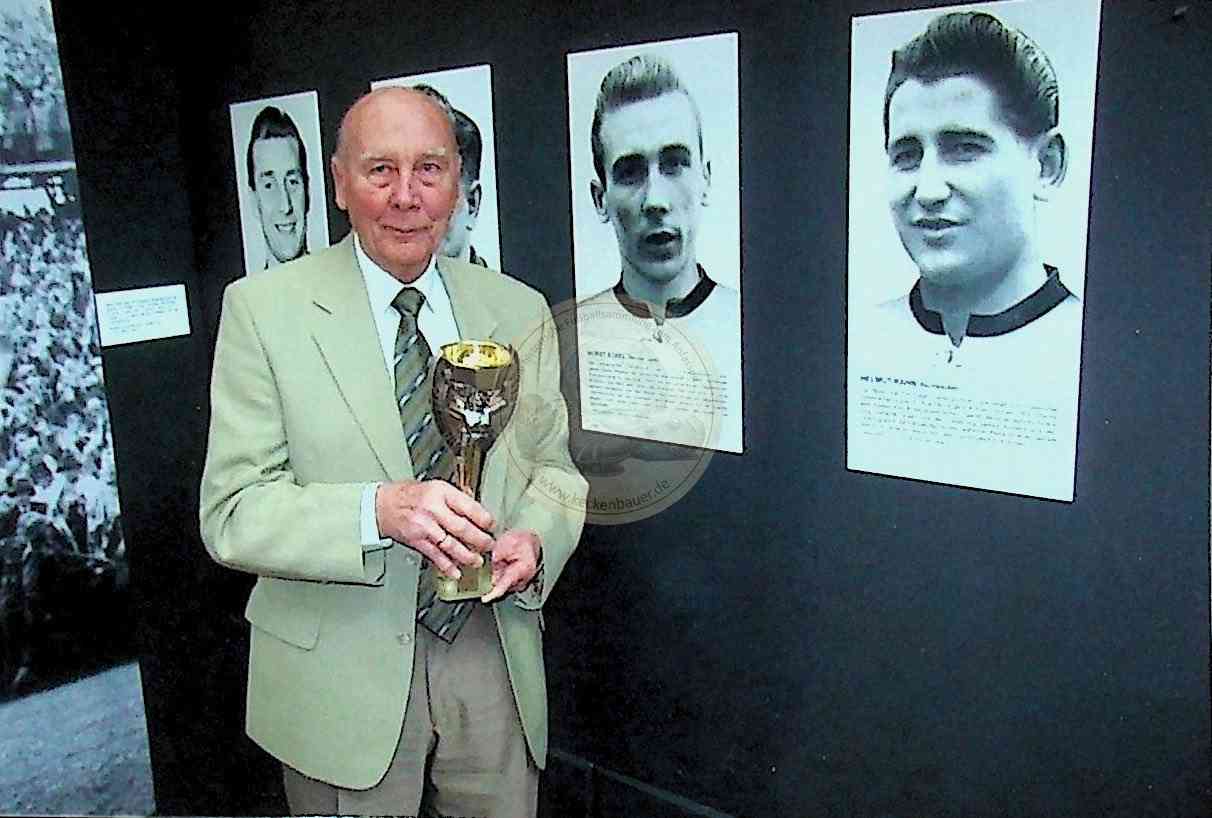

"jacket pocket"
[244,576,321,649]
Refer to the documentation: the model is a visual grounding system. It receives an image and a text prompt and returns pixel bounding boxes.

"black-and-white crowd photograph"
[568,33,743,455]
[0,0,68,168]
[229,90,330,275]
[0,0,153,813]
[372,63,503,272]
[846,0,1102,501]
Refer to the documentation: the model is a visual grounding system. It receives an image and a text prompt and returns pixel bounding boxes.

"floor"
[0,661,156,816]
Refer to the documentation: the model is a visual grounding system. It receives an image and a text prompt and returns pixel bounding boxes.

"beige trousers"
[282,604,538,817]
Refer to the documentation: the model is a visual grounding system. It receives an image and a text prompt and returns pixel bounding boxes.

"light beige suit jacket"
[199,234,586,789]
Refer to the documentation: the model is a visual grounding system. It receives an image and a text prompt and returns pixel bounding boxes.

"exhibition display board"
[32,1,1212,815]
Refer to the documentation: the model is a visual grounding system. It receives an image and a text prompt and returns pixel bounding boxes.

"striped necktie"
[391,287,473,643]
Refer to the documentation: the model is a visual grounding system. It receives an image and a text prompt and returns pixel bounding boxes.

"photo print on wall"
[846,0,1102,501]
[230,90,330,275]
[567,32,744,456]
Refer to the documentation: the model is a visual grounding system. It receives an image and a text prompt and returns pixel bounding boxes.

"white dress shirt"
[356,238,461,375]
[355,238,460,546]
[354,239,546,605]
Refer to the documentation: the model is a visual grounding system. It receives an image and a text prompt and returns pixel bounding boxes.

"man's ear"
[330,156,347,211]
[701,159,712,207]
[590,179,608,222]
[466,180,483,219]
[1035,130,1067,201]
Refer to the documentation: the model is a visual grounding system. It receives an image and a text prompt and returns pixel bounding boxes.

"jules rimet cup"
[431,340,520,601]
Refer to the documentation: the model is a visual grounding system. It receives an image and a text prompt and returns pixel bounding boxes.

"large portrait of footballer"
[567,32,743,455]
[229,90,330,275]
[371,64,503,271]
[846,0,1102,501]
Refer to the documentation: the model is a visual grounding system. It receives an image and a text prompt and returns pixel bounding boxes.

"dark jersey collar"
[611,265,717,319]
[909,265,1074,337]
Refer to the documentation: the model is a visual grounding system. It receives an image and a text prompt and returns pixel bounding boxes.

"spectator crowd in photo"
[0,196,125,693]
[1,0,73,166]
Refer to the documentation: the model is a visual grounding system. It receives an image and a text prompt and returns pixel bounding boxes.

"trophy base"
[436,560,494,601]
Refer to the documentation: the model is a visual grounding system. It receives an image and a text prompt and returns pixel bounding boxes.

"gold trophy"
[431,340,520,601]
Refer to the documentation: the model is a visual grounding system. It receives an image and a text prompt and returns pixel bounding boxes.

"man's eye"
[367,165,392,185]
[658,158,688,177]
[943,140,988,160]
[612,157,646,185]
[889,147,920,170]
[286,175,303,188]
[659,149,692,176]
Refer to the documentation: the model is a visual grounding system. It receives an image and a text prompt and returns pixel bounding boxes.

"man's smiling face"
[331,88,461,283]
[252,135,307,264]
[886,74,1044,292]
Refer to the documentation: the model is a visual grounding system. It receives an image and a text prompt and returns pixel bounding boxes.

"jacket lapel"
[308,236,412,480]
[438,255,499,342]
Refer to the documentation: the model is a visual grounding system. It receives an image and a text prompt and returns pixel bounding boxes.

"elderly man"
[246,105,310,268]
[201,86,585,817]
[877,11,1076,364]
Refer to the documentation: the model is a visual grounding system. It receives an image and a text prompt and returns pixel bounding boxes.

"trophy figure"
[431,340,520,600]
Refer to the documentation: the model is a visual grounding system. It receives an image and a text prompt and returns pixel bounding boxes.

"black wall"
[51,1,1211,816]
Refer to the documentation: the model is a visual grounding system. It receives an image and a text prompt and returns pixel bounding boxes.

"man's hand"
[481,529,542,603]
[376,480,495,578]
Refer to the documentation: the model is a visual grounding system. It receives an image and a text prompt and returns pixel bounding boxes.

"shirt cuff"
[361,482,392,552]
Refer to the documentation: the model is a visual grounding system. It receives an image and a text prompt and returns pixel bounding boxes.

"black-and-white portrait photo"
[846,0,1102,501]
[568,33,743,454]
[1,0,153,812]
[229,91,329,275]
[372,64,502,271]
